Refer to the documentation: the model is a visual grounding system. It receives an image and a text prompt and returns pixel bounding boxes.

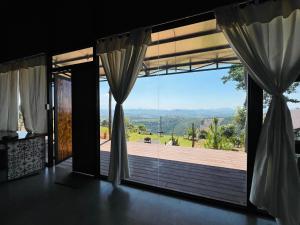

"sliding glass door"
[99,19,248,205]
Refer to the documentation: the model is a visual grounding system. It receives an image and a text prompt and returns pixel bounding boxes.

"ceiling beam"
[150,29,219,46]
[144,44,231,61]
[143,56,239,73]
[99,56,239,77]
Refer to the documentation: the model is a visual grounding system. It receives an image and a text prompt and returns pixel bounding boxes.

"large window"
[99,19,248,205]
[100,66,248,205]
[100,81,115,175]
[287,82,300,141]
[263,81,300,142]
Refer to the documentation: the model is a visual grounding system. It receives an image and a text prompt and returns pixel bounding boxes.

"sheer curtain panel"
[0,69,18,131]
[19,56,47,134]
[216,1,300,224]
[97,28,151,185]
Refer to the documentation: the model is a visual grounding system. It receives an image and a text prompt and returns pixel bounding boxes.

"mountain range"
[100,108,235,119]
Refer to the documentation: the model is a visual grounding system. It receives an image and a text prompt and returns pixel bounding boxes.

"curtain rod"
[97,0,255,41]
[0,52,46,66]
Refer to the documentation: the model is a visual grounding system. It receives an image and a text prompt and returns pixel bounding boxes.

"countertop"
[0,131,46,143]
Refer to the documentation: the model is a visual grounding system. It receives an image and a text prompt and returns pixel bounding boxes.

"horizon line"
[100,107,238,110]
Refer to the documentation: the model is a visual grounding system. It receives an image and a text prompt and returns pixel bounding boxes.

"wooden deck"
[100,140,246,205]
[58,140,247,205]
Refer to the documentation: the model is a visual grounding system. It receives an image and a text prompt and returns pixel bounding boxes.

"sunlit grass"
[100,126,204,148]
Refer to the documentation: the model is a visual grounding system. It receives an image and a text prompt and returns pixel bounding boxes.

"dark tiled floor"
[0,167,275,225]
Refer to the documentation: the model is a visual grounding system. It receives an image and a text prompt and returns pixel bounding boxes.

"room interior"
[0,1,299,225]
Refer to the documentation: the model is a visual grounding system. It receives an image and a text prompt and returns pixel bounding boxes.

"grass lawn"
[128,132,197,147]
[100,126,245,151]
[101,126,201,148]
[100,126,108,134]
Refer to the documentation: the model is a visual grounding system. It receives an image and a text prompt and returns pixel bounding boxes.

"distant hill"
[100,108,236,135]
[100,108,235,119]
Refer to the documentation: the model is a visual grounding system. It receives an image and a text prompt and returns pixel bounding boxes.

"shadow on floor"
[55,163,95,189]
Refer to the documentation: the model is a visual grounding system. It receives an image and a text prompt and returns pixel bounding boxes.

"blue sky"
[100,68,246,110]
[100,68,300,110]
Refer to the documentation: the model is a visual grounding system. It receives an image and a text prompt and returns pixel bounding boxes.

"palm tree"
[204,117,222,149]
[211,118,220,148]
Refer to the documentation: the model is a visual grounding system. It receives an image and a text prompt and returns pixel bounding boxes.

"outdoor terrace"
[100,139,247,205]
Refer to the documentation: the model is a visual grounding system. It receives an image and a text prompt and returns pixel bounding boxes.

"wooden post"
[46,54,54,167]
[108,89,112,140]
[94,44,100,178]
[192,123,195,148]
[159,116,163,137]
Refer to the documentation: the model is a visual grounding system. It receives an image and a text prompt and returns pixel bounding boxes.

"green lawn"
[100,126,245,151]
[101,126,199,148]
[100,126,108,134]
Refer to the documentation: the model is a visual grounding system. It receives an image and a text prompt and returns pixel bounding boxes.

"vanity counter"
[0,131,46,182]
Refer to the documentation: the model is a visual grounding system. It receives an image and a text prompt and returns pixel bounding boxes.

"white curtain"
[0,70,18,131]
[97,29,151,185]
[216,1,300,225]
[19,56,47,134]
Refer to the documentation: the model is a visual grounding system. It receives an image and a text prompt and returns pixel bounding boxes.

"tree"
[197,129,208,139]
[222,65,246,90]
[124,117,132,139]
[234,106,246,131]
[137,124,147,133]
[171,132,180,146]
[204,118,222,149]
[186,127,193,140]
[101,120,108,127]
[220,124,236,139]
[125,117,135,131]
[231,107,247,148]
[222,65,300,107]
[204,118,238,150]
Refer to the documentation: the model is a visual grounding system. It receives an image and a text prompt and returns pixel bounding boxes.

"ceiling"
[0,0,245,63]
[53,19,239,77]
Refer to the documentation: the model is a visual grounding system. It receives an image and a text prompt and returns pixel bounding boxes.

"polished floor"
[0,167,275,225]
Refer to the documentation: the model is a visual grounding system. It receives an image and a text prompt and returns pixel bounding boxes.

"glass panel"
[99,22,247,205]
[157,67,247,205]
[122,65,247,205]
[287,82,300,174]
[264,81,300,138]
[100,81,115,176]
[263,82,300,173]
[287,82,300,141]
[124,76,160,186]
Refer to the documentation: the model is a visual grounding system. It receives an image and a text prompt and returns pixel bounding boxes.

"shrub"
[204,118,238,150]
[219,137,234,150]
[197,129,208,139]
[220,124,236,138]
[170,133,180,146]
[204,118,222,149]
[101,120,108,127]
